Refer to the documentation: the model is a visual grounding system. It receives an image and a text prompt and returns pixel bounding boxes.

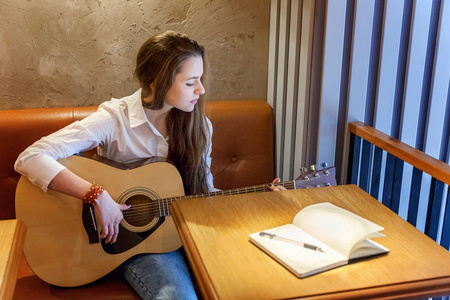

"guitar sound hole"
[123,195,158,227]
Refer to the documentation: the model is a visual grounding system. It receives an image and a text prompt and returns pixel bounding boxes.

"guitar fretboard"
[152,182,294,217]
[159,181,296,214]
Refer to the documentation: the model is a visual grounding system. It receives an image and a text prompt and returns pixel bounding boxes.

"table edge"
[170,203,219,300]
[300,276,450,299]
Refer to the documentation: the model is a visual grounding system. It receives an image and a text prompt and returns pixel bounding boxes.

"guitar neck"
[160,164,337,211]
[187,181,294,198]
[158,181,297,217]
[157,166,337,217]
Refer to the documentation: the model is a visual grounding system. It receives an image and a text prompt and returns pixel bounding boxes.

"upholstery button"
[231,157,237,163]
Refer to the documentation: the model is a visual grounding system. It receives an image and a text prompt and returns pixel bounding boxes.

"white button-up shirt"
[14,89,215,192]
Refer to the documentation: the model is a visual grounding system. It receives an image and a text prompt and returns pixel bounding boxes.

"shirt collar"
[127,88,148,128]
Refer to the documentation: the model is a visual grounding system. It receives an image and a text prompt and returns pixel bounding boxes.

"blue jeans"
[117,249,198,300]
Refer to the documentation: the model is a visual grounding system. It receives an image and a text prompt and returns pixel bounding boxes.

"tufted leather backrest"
[0,100,274,220]
[206,100,274,190]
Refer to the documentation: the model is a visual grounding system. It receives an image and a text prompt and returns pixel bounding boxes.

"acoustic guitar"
[15,155,336,287]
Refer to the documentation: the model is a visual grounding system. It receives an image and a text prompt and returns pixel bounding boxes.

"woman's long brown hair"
[134,31,209,195]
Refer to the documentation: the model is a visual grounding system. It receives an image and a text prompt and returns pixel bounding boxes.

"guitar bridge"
[82,203,100,244]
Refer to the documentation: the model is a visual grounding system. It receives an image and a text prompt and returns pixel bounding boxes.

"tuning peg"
[310,165,316,171]
[321,162,328,168]
[300,167,307,174]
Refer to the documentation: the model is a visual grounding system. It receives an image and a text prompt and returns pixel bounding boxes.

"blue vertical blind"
[268,0,449,244]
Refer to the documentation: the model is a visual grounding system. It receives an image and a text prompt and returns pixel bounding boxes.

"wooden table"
[170,185,450,300]
[0,219,26,300]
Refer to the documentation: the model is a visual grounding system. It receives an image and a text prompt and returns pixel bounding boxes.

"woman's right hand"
[94,191,130,244]
[47,168,130,244]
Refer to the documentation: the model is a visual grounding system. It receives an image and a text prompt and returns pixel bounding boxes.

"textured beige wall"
[0,0,270,109]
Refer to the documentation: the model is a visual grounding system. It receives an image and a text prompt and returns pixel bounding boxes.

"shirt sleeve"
[14,108,115,191]
[204,117,220,192]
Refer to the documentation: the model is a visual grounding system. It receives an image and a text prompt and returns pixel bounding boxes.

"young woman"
[15,31,284,299]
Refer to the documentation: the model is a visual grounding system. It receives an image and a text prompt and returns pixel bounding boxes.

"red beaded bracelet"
[83,183,104,206]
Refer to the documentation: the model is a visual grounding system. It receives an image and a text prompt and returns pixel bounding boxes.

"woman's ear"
[142,82,156,106]
[149,82,156,94]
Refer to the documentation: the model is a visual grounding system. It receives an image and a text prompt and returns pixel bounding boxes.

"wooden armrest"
[348,122,450,185]
[0,219,27,300]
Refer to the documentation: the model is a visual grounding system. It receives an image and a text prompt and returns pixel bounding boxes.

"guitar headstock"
[294,163,337,189]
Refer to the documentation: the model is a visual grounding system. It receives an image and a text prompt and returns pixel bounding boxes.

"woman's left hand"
[268,178,287,191]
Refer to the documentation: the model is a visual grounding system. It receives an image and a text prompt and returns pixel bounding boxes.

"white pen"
[259,231,325,253]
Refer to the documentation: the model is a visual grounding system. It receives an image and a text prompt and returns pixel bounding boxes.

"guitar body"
[15,155,185,287]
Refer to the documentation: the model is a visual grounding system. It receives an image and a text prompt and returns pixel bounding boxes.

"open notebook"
[249,202,389,278]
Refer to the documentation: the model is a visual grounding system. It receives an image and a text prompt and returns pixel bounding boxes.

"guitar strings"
[116,174,332,224]
[120,181,298,221]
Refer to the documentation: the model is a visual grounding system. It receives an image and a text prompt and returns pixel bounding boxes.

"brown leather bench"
[0,100,274,299]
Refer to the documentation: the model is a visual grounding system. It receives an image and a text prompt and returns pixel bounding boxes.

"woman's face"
[164,56,205,112]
